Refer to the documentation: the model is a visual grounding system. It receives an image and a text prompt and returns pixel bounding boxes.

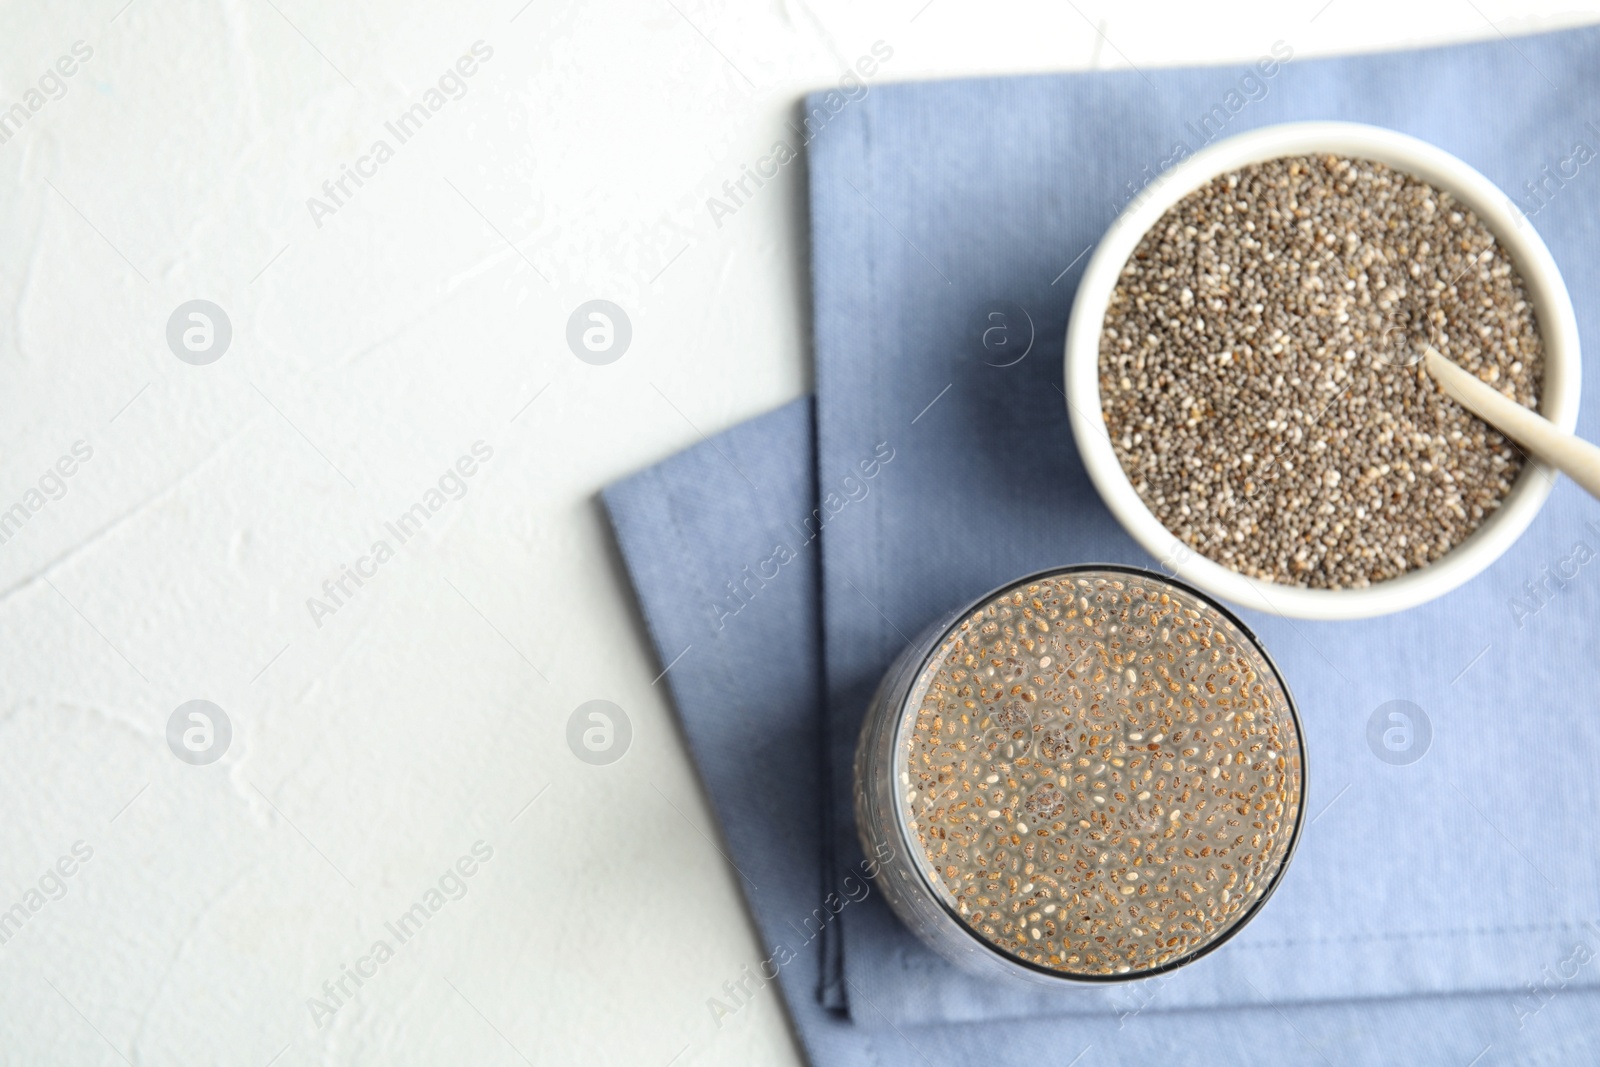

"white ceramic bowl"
[1064,121,1582,620]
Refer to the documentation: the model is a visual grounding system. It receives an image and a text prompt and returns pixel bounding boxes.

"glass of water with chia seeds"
[854,564,1306,983]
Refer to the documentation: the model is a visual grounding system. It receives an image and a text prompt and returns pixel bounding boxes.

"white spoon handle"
[1423,345,1600,502]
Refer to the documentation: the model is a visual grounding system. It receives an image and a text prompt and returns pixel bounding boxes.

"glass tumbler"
[853,564,1306,984]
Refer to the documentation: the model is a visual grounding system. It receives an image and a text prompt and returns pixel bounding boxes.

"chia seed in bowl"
[1064,122,1582,621]
[1098,154,1543,589]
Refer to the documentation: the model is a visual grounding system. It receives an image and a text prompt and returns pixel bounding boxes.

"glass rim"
[882,561,1310,984]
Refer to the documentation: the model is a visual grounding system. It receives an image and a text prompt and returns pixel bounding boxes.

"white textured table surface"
[0,2,1594,1064]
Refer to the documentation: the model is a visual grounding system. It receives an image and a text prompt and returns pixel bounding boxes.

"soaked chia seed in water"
[897,570,1303,978]
[1099,155,1544,589]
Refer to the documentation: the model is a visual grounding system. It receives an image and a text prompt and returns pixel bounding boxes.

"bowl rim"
[1063,120,1582,620]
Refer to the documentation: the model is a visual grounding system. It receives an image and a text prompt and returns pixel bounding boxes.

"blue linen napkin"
[603,398,1600,1066]
[809,24,1600,1026]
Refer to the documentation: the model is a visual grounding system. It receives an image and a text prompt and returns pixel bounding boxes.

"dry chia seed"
[1099,155,1544,589]
[897,571,1303,978]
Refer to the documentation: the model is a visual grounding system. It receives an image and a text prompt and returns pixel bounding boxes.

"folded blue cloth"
[808,23,1600,1028]
[604,398,1600,1066]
